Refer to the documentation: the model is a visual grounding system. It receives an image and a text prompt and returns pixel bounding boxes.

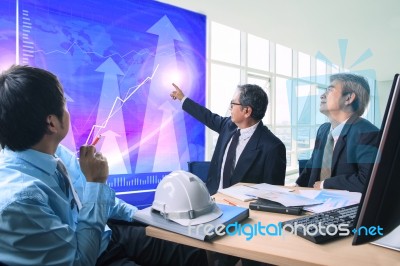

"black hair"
[0,65,65,151]
[237,84,268,121]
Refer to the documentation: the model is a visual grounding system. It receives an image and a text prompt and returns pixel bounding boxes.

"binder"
[249,198,303,215]
[134,203,249,241]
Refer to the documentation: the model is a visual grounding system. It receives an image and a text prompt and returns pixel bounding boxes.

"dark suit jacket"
[296,115,379,193]
[183,98,286,195]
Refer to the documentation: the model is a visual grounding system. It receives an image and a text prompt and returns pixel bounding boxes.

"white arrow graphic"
[136,15,186,173]
[100,130,128,174]
[95,58,131,173]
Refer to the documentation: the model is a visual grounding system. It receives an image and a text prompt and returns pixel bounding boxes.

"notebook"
[134,203,249,241]
[249,198,303,215]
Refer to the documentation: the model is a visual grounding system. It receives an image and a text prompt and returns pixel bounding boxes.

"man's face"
[58,103,70,140]
[229,90,247,125]
[319,80,348,117]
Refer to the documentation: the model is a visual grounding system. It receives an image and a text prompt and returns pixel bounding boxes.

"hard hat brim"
[170,204,223,226]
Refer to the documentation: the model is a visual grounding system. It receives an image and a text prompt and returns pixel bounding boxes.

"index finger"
[172,83,180,90]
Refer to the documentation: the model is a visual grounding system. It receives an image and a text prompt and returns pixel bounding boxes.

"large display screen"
[1,0,206,208]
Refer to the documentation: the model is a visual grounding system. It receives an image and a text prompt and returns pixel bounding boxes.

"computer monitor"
[353,74,400,245]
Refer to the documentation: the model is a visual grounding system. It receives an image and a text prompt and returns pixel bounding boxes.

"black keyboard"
[280,204,359,244]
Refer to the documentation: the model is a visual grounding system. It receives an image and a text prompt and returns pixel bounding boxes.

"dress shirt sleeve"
[0,183,115,266]
[108,197,138,221]
[182,97,230,133]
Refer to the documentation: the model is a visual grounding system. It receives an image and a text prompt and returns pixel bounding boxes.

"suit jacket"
[296,115,379,193]
[183,98,286,195]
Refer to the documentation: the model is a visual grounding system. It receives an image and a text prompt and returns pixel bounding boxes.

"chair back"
[187,161,211,182]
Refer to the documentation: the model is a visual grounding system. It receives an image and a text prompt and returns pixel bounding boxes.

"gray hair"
[330,73,370,116]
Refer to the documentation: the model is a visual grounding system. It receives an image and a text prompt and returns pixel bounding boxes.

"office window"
[275,127,292,166]
[316,59,327,84]
[297,84,311,125]
[210,64,240,117]
[276,44,292,76]
[209,21,376,175]
[248,34,269,71]
[211,22,240,65]
[275,77,291,126]
[298,52,311,80]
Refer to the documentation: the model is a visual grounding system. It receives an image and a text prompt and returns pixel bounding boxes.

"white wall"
[157,0,400,82]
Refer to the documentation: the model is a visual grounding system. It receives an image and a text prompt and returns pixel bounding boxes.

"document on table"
[218,183,293,202]
[256,191,324,207]
[298,190,362,213]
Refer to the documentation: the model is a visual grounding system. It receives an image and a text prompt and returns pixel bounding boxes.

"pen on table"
[242,184,258,189]
[245,193,258,199]
[91,135,102,146]
[223,198,237,206]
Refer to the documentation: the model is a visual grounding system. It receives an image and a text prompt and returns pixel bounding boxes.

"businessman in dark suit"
[170,83,286,195]
[296,73,379,193]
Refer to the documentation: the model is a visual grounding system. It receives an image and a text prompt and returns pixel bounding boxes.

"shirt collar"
[3,147,58,175]
[239,121,259,141]
[331,118,350,139]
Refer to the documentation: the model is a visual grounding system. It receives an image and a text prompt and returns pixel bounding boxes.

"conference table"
[146,185,400,266]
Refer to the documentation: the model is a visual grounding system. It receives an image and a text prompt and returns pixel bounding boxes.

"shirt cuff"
[181,96,187,103]
[320,181,325,189]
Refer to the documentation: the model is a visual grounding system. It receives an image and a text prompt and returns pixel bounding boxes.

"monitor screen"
[353,74,400,245]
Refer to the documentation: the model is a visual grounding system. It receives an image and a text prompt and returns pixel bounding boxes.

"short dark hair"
[0,65,65,151]
[237,84,268,121]
[330,73,370,116]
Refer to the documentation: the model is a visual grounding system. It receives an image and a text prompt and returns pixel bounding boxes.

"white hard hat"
[152,170,223,226]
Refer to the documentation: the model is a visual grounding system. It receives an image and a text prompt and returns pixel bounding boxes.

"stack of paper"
[256,191,324,207]
[218,183,293,202]
[298,190,361,213]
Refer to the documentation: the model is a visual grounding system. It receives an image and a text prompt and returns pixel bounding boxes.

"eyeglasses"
[230,101,242,109]
[324,86,334,94]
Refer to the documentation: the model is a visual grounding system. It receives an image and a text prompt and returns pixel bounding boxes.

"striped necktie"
[320,132,334,181]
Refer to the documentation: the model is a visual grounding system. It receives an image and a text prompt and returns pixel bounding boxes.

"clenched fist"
[79,145,109,183]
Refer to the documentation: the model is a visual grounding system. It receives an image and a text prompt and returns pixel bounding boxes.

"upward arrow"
[92,57,124,139]
[92,58,131,173]
[147,15,183,45]
[96,57,124,75]
[136,15,185,173]
[100,130,128,175]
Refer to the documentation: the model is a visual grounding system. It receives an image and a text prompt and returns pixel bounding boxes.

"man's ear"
[346,92,356,105]
[244,106,253,118]
[46,115,58,134]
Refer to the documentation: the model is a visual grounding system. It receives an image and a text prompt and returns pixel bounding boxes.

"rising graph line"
[85,64,159,145]
[34,41,191,61]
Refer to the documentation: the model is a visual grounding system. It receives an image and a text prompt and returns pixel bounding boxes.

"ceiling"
[157,0,400,82]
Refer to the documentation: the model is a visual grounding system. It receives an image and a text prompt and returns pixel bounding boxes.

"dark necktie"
[56,160,82,210]
[56,160,70,198]
[223,129,241,188]
[320,132,334,181]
